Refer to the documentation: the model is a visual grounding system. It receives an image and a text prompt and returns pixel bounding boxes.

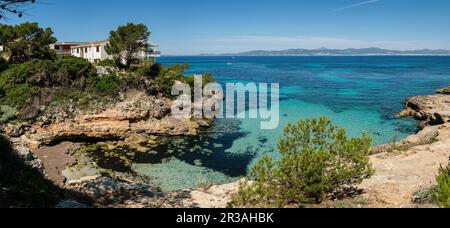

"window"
[85,48,88,53]
[77,48,79,53]
[96,46,100,53]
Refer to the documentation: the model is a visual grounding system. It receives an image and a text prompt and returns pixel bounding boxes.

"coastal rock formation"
[191,91,450,208]
[399,93,450,127]
[359,123,450,208]
[436,86,450,95]
[64,176,192,208]
[62,175,240,208]
[7,91,209,149]
[358,91,450,207]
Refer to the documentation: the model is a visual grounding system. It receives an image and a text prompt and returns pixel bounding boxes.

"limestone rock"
[401,94,450,127]
[14,91,205,148]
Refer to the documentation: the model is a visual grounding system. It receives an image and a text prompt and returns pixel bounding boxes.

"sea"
[128,56,450,191]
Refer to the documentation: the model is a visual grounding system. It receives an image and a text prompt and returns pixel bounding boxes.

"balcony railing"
[148,51,161,57]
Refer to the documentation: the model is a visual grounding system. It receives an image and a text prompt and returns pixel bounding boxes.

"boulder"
[400,94,450,127]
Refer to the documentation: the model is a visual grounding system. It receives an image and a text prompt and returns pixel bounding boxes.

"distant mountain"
[210,47,450,56]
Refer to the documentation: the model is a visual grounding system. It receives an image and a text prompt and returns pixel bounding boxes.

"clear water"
[133,56,450,191]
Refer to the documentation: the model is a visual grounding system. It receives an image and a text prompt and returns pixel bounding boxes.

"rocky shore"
[186,87,450,208]
[355,88,450,208]
[2,85,450,208]
[0,89,217,208]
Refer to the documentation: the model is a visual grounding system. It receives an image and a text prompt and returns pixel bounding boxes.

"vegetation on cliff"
[434,164,450,208]
[232,117,374,207]
[105,23,152,69]
[0,23,212,123]
[0,22,57,64]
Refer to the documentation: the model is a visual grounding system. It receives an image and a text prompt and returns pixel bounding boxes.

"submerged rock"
[56,200,90,208]
[436,86,450,94]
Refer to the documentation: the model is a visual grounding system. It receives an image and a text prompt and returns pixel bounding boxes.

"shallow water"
[128,56,450,191]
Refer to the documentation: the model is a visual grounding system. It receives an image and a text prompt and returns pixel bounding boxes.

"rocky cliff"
[2,90,209,149]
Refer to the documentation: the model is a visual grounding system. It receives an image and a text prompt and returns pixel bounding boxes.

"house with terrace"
[50,42,83,58]
[69,40,160,64]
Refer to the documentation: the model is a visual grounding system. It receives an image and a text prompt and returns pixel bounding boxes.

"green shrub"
[0,105,18,123]
[0,58,8,72]
[2,83,36,108]
[137,62,163,79]
[97,59,117,67]
[433,164,450,208]
[232,117,374,207]
[153,64,189,95]
[0,58,97,109]
[53,57,97,88]
[96,74,120,94]
[152,64,216,96]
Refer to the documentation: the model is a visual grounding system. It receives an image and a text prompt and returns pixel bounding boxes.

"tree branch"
[0,0,36,19]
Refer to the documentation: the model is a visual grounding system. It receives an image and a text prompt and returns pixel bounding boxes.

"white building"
[71,40,111,64]
[70,40,160,64]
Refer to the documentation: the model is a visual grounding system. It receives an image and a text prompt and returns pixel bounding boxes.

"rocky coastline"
[189,86,450,208]
[0,88,217,208]
[2,85,450,208]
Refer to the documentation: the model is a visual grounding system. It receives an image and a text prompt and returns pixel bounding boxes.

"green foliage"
[105,23,151,69]
[0,105,17,123]
[0,57,7,72]
[96,74,120,94]
[97,59,117,67]
[153,63,189,95]
[137,62,163,79]
[0,58,97,110]
[0,22,57,64]
[433,164,450,208]
[150,63,215,96]
[2,83,35,108]
[232,117,374,207]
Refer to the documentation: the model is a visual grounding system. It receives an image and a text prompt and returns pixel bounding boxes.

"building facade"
[69,40,160,64]
[50,42,83,58]
[70,40,111,64]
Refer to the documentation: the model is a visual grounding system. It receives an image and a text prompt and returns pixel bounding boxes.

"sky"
[3,0,450,55]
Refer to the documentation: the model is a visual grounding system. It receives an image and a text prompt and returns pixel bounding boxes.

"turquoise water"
[133,56,450,191]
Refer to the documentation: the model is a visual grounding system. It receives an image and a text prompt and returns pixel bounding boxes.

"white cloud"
[332,0,381,12]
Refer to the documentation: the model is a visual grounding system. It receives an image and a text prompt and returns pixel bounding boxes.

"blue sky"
[5,0,450,55]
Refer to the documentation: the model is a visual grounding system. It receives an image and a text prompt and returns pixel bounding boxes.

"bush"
[0,58,97,109]
[52,57,97,89]
[137,63,163,79]
[433,164,450,208]
[151,64,215,96]
[0,105,18,123]
[232,117,374,207]
[1,83,36,109]
[153,64,189,95]
[97,59,117,67]
[0,58,8,72]
[96,74,120,94]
